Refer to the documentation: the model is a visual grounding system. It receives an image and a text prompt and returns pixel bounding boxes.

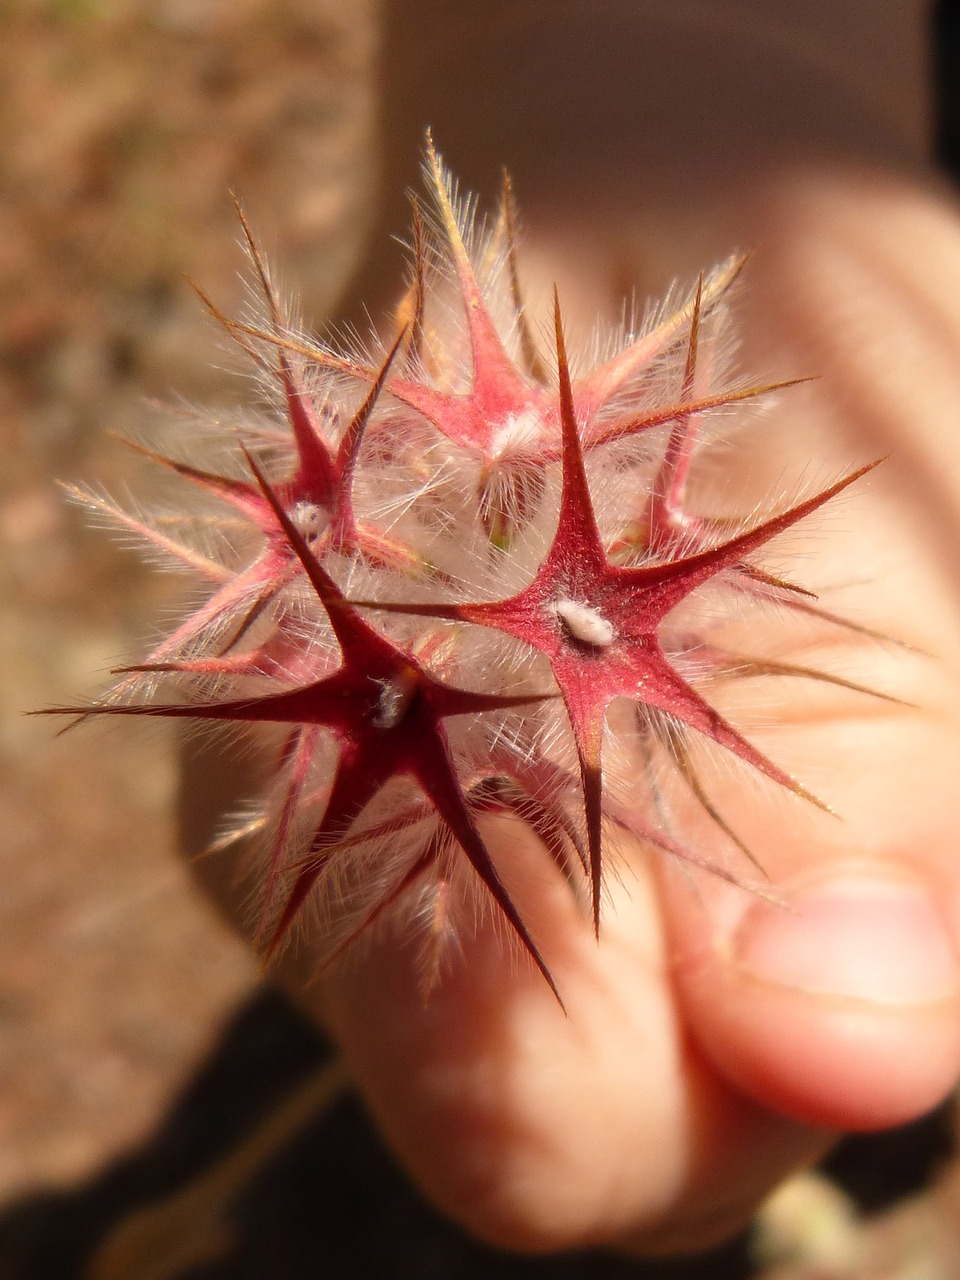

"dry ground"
[0,0,375,1202]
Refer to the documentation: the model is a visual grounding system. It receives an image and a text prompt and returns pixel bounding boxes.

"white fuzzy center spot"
[290,501,326,540]
[489,408,542,460]
[555,598,616,648]
[372,668,418,729]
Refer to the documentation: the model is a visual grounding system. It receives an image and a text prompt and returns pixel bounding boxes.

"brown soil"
[0,0,374,1203]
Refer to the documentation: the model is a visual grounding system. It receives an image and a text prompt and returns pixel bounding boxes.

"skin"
[181,0,960,1257]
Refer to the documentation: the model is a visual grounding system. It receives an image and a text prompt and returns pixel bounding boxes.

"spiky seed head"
[43,145,891,1001]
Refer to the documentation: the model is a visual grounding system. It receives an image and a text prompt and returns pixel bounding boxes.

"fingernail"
[733,874,960,1003]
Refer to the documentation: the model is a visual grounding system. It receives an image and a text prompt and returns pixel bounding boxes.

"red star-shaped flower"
[223,140,797,548]
[359,296,876,928]
[55,453,561,997]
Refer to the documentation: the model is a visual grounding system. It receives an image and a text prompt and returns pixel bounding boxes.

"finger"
[658,678,960,1132]
[654,171,960,1132]
[283,822,831,1255]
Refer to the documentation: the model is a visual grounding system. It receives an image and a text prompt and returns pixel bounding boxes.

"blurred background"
[0,0,373,1239]
[2,1,960,1276]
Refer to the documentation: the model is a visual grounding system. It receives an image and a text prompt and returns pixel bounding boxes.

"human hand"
[179,0,960,1258]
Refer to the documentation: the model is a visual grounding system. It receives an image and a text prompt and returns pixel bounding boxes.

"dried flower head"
[48,139,890,1002]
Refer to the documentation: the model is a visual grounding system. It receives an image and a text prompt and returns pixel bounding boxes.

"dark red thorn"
[395,195,427,368]
[241,447,389,659]
[651,272,703,524]
[419,730,565,1007]
[37,691,306,725]
[254,724,321,946]
[230,194,340,505]
[344,598,465,621]
[114,437,266,520]
[263,748,393,958]
[329,326,407,551]
[735,564,819,601]
[576,728,605,936]
[706,650,913,708]
[30,708,90,736]
[425,132,529,409]
[501,169,548,385]
[624,459,885,612]
[553,290,604,560]
[335,326,407,476]
[649,710,766,875]
[186,276,265,371]
[585,378,815,452]
[214,586,278,658]
[637,650,835,814]
[469,775,588,881]
[576,255,748,412]
[778,594,921,652]
[553,292,613,927]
